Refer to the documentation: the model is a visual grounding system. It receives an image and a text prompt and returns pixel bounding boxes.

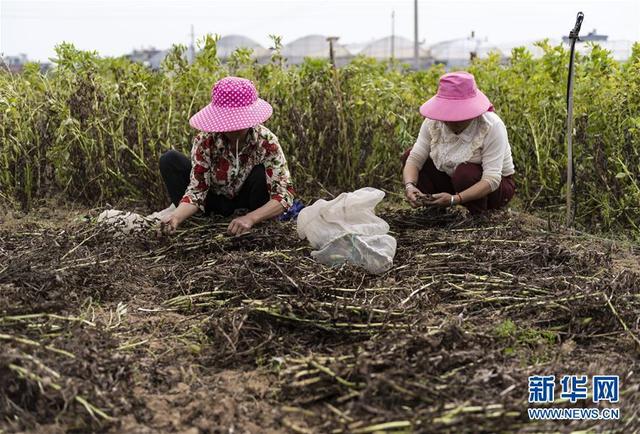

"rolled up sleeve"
[181,133,212,212]
[406,119,432,170]
[262,138,295,210]
[480,121,509,192]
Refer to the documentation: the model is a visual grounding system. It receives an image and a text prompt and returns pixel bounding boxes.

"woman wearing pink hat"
[159,77,295,235]
[402,71,515,215]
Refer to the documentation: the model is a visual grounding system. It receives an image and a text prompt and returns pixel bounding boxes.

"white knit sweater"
[406,112,515,191]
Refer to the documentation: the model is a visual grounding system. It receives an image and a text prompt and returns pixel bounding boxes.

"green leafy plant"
[1,38,639,235]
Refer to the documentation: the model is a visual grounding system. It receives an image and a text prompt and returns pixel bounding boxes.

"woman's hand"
[425,192,454,207]
[160,213,181,235]
[405,185,427,208]
[228,214,256,236]
[158,202,199,235]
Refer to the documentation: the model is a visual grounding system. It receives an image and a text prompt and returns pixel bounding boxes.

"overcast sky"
[1,0,639,61]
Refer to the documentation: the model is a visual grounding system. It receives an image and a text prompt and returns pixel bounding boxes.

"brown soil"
[1,206,639,433]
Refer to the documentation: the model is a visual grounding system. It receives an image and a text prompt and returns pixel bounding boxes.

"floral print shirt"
[180,125,295,211]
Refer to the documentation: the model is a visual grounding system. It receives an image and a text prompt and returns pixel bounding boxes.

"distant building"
[1,53,28,73]
[217,35,270,60]
[126,47,191,70]
[498,39,561,59]
[560,30,633,62]
[499,37,633,62]
[126,48,163,68]
[562,29,608,44]
[123,31,636,71]
[429,32,502,68]
[345,42,367,56]
[146,50,171,70]
[360,35,430,67]
[282,35,351,65]
[126,36,271,69]
[572,39,634,62]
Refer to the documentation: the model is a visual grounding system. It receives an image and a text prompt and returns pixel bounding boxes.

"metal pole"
[189,24,195,64]
[391,10,395,62]
[565,12,584,226]
[566,61,575,225]
[327,36,339,67]
[414,0,419,68]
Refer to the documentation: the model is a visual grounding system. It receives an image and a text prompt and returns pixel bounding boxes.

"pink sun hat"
[419,71,493,122]
[189,77,273,132]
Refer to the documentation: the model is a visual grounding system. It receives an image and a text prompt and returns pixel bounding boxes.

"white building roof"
[498,39,634,62]
[430,35,502,66]
[345,42,368,56]
[497,39,561,59]
[217,35,270,59]
[282,35,350,60]
[360,35,429,60]
[572,40,634,62]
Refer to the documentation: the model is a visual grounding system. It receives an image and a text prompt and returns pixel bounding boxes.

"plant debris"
[1,207,639,433]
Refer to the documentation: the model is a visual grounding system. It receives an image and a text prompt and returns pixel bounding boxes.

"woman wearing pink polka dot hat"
[159,76,295,235]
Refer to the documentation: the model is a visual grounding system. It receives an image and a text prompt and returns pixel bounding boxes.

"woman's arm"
[228,199,284,235]
[458,179,492,202]
[402,162,420,186]
[162,202,199,234]
[403,120,431,207]
[403,162,427,208]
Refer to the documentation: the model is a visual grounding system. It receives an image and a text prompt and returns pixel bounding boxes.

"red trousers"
[401,149,515,215]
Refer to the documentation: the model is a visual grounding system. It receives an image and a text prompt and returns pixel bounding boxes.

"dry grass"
[1,206,639,433]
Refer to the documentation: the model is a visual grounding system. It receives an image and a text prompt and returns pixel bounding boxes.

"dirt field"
[1,205,639,433]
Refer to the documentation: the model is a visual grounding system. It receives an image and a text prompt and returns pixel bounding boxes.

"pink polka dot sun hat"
[189,77,273,132]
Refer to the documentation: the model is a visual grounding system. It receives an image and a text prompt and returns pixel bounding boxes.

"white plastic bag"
[297,188,396,274]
